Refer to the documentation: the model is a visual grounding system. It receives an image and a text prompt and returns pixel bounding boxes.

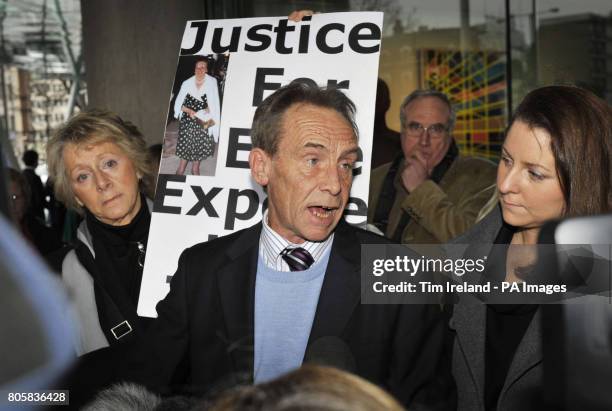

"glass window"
[242,0,508,160]
[207,0,612,159]
[2,0,84,160]
[532,0,612,104]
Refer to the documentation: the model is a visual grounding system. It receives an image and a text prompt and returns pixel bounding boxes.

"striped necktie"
[280,247,315,272]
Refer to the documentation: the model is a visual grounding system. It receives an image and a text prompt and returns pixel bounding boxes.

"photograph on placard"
[159,53,228,177]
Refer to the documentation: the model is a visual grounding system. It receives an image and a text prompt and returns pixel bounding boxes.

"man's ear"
[249,148,271,187]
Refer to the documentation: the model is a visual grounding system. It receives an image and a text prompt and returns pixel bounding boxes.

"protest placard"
[138,12,383,317]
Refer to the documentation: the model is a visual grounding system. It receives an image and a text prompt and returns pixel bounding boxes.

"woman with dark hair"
[173,56,221,176]
[449,85,611,411]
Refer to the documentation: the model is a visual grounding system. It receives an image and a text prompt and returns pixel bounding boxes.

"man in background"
[368,89,496,244]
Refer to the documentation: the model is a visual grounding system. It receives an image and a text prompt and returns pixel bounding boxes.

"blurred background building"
[0,0,83,172]
[0,0,610,174]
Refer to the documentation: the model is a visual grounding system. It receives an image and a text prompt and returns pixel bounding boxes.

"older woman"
[450,85,611,411]
[47,110,154,356]
[173,56,221,176]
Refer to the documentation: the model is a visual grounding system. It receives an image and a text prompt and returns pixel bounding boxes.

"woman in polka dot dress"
[173,57,220,175]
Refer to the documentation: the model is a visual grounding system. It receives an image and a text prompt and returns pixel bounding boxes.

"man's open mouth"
[308,206,337,218]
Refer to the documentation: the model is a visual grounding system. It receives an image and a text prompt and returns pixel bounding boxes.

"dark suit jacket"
[128,221,451,408]
[448,207,543,411]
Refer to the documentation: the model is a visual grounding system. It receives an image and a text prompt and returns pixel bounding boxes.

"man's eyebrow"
[340,146,361,158]
[302,143,360,157]
[303,142,326,150]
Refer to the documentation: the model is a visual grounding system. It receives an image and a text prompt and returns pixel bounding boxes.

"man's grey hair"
[399,89,456,132]
[251,81,358,156]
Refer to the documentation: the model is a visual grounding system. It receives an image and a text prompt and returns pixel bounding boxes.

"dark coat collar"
[449,206,543,407]
[308,220,361,344]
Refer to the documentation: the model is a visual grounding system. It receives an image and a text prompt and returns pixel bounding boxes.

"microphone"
[303,336,357,373]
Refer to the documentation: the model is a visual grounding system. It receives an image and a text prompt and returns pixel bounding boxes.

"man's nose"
[418,129,431,146]
[320,165,342,196]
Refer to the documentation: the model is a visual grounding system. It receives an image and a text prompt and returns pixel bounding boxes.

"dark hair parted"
[251,82,358,156]
[46,109,151,212]
[511,85,611,215]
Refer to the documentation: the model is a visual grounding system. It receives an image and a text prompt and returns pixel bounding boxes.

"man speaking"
[129,83,450,407]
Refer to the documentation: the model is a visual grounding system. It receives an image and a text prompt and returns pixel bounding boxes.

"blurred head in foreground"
[207,365,405,411]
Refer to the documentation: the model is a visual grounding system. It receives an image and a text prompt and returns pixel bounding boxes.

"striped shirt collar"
[259,210,334,272]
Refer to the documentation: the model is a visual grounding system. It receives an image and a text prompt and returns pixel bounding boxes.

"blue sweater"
[253,249,331,383]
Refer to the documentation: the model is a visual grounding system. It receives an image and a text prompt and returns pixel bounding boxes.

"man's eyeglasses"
[404,121,449,140]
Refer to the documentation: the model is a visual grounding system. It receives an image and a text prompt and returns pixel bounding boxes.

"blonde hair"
[208,365,405,411]
[475,184,499,223]
[46,109,151,212]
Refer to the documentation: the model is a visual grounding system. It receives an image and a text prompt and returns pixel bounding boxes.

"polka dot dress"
[176,93,214,161]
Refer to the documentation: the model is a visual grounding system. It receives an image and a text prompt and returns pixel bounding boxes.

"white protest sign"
[138,12,382,317]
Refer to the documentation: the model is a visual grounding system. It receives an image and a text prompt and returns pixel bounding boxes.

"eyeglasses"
[404,121,449,140]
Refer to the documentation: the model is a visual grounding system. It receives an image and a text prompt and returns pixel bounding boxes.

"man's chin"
[301,226,336,243]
